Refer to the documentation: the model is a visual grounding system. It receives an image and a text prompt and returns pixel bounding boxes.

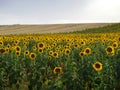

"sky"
[0,0,120,25]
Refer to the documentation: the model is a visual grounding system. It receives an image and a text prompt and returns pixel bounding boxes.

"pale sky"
[0,0,120,25]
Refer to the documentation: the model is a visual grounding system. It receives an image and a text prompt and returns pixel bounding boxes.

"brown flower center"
[39,44,43,48]
[54,53,57,56]
[80,52,84,56]
[49,52,52,54]
[55,68,60,73]
[25,52,28,54]
[81,42,84,44]
[75,45,78,47]
[113,44,116,47]
[66,50,70,54]
[95,63,100,68]
[31,54,35,58]
[0,49,5,53]
[39,49,42,52]
[107,47,112,52]
[119,37,120,41]
[86,49,90,53]
[0,42,2,44]
[16,52,20,55]
[16,47,20,51]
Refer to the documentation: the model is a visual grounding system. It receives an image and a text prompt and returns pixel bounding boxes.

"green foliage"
[0,33,120,90]
[70,23,120,33]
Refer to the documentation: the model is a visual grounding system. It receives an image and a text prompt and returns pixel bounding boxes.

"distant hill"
[71,23,120,33]
[0,23,112,35]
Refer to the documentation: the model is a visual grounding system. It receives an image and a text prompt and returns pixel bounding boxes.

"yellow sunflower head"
[6,44,11,49]
[53,67,62,74]
[64,49,70,55]
[118,37,120,42]
[38,48,43,54]
[15,46,21,52]
[74,44,80,49]
[49,51,53,55]
[32,46,37,51]
[52,52,58,58]
[93,62,102,72]
[112,42,118,48]
[80,40,86,45]
[64,45,70,49]
[5,47,9,53]
[24,50,30,56]
[0,41,3,46]
[0,48,6,54]
[79,51,85,57]
[84,48,91,55]
[29,53,36,60]
[37,42,45,48]
[16,51,20,56]
[14,40,19,44]
[106,46,114,55]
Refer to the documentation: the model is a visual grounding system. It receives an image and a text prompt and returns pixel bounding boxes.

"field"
[0,23,111,35]
[0,23,120,90]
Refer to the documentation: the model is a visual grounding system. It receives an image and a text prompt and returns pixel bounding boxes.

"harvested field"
[0,23,112,35]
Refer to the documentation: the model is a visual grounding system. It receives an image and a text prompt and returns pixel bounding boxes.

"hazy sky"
[0,0,120,25]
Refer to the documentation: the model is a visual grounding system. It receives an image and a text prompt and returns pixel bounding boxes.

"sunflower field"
[0,32,120,90]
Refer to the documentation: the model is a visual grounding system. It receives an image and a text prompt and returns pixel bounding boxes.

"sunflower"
[5,47,9,53]
[102,42,105,46]
[60,49,63,52]
[15,46,21,52]
[66,43,70,47]
[53,67,62,74]
[6,44,11,49]
[106,46,114,55]
[32,46,37,51]
[24,50,30,56]
[49,51,53,55]
[80,40,85,45]
[56,48,60,52]
[12,43,17,47]
[29,53,36,60]
[53,43,56,47]
[74,44,80,49]
[64,45,68,49]
[79,51,85,57]
[46,46,49,50]
[23,41,28,46]
[93,62,102,72]
[14,40,19,44]
[38,48,43,54]
[52,52,58,58]
[0,41,3,46]
[64,49,70,55]
[84,48,91,55]
[37,42,45,48]
[118,37,120,42]
[112,42,118,48]
[0,48,6,54]
[16,51,20,56]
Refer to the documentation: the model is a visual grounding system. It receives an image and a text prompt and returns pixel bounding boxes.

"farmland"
[0,23,120,90]
[0,23,111,35]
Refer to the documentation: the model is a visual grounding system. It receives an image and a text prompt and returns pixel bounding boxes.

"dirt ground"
[0,23,112,35]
